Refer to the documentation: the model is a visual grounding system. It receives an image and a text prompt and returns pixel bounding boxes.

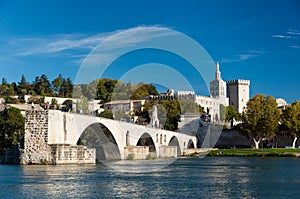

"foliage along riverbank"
[205,148,300,157]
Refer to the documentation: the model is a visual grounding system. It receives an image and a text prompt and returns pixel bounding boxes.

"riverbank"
[204,148,300,157]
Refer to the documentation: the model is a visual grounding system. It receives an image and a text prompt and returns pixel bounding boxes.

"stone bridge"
[22,110,196,164]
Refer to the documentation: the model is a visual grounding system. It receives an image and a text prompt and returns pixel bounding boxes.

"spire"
[215,62,221,80]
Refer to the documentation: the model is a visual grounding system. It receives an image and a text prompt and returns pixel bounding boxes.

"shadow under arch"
[187,139,195,149]
[136,133,157,157]
[168,136,181,157]
[77,123,121,162]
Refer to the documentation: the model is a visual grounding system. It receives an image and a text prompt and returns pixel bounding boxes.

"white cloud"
[290,45,300,49]
[287,29,300,35]
[11,32,111,56]
[2,26,175,65]
[272,35,292,39]
[221,50,264,63]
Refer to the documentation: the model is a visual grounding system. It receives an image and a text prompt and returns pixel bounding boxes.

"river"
[1,157,299,198]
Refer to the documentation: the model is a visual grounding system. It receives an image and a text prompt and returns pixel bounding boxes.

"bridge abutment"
[21,111,95,165]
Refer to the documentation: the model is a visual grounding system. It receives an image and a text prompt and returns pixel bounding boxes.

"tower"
[226,79,250,113]
[210,62,227,99]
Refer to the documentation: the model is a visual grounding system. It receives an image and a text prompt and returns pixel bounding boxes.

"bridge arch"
[168,136,181,157]
[136,132,157,157]
[187,139,195,148]
[78,123,121,161]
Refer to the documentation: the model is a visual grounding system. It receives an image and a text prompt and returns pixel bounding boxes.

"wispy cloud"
[272,29,300,49]
[221,50,264,63]
[287,29,300,35]
[11,32,112,56]
[1,26,174,64]
[290,45,300,49]
[272,35,292,39]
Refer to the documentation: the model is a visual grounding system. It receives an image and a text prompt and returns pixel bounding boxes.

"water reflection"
[0,157,300,198]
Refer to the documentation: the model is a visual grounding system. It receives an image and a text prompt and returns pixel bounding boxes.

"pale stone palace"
[172,62,250,122]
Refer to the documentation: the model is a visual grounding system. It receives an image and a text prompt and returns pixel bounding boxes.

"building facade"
[104,99,145,115]
[175,63,229,122]
[226,79,250,113]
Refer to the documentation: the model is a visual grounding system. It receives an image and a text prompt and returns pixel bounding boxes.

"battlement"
[226,79,250,86]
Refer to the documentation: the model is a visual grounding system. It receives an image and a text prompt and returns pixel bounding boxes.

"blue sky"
[0,0,299,103]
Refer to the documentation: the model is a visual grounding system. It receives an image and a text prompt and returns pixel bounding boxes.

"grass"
[207,148,300,157]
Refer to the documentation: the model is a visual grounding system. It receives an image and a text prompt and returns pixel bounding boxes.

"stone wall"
[124,146,149,160]
[159,146,177,158]
[21,110,52,164]
[21,110,95,165]
[50,144,95,164]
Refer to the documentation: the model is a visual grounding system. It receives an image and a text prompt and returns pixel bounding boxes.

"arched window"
[126,131,130,146]
[160,134,162,144]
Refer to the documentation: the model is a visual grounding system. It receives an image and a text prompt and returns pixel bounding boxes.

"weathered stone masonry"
[20,110,95,164]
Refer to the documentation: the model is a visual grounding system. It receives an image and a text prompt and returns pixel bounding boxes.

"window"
[160,134,162,144]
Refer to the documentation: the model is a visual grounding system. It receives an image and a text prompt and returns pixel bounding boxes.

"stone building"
[176,63,229,122]
[226,79,250,113]
[104,99,145,115]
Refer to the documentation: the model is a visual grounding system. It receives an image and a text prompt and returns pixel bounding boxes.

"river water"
[0,157,299,198]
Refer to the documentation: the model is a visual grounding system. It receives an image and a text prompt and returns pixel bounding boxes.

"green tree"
[240,94,280,149]
[50,98,59,109]
[98,110,114,119]
[225,105,241,122]
[160,99,181,131]
[199,105,205,113]
[219,104,226,122]
[96,78,117,103]
[281,101,300,148]
[60,78,73,97]
[130,83,158,100]
[17,74,30,95]
[0,107,25,153]
[0,80,16,99]
[178,99,200,114]
[52,74,63,95]
[33,74,52,96]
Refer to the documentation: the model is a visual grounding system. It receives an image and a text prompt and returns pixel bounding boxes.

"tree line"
[0,74,73,103]
[239,94,300,149]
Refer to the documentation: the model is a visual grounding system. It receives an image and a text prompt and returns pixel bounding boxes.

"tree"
[219,104,226,122]
[18,74,30,95]
[160,99,181,131]
[96,78,117,103]
[60,78,73,98]
[33,74,52,96]
[240,94,280,149]
[98,110,113,119]
[61,99,73,112]
[178,98,200,114]
[225,105,241,128]
[199,105,205,113]
[50,98,59,109]
[130,83,158,100]
[281,101,300,148]
[0,107,25,153]
[52,74,63,95]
